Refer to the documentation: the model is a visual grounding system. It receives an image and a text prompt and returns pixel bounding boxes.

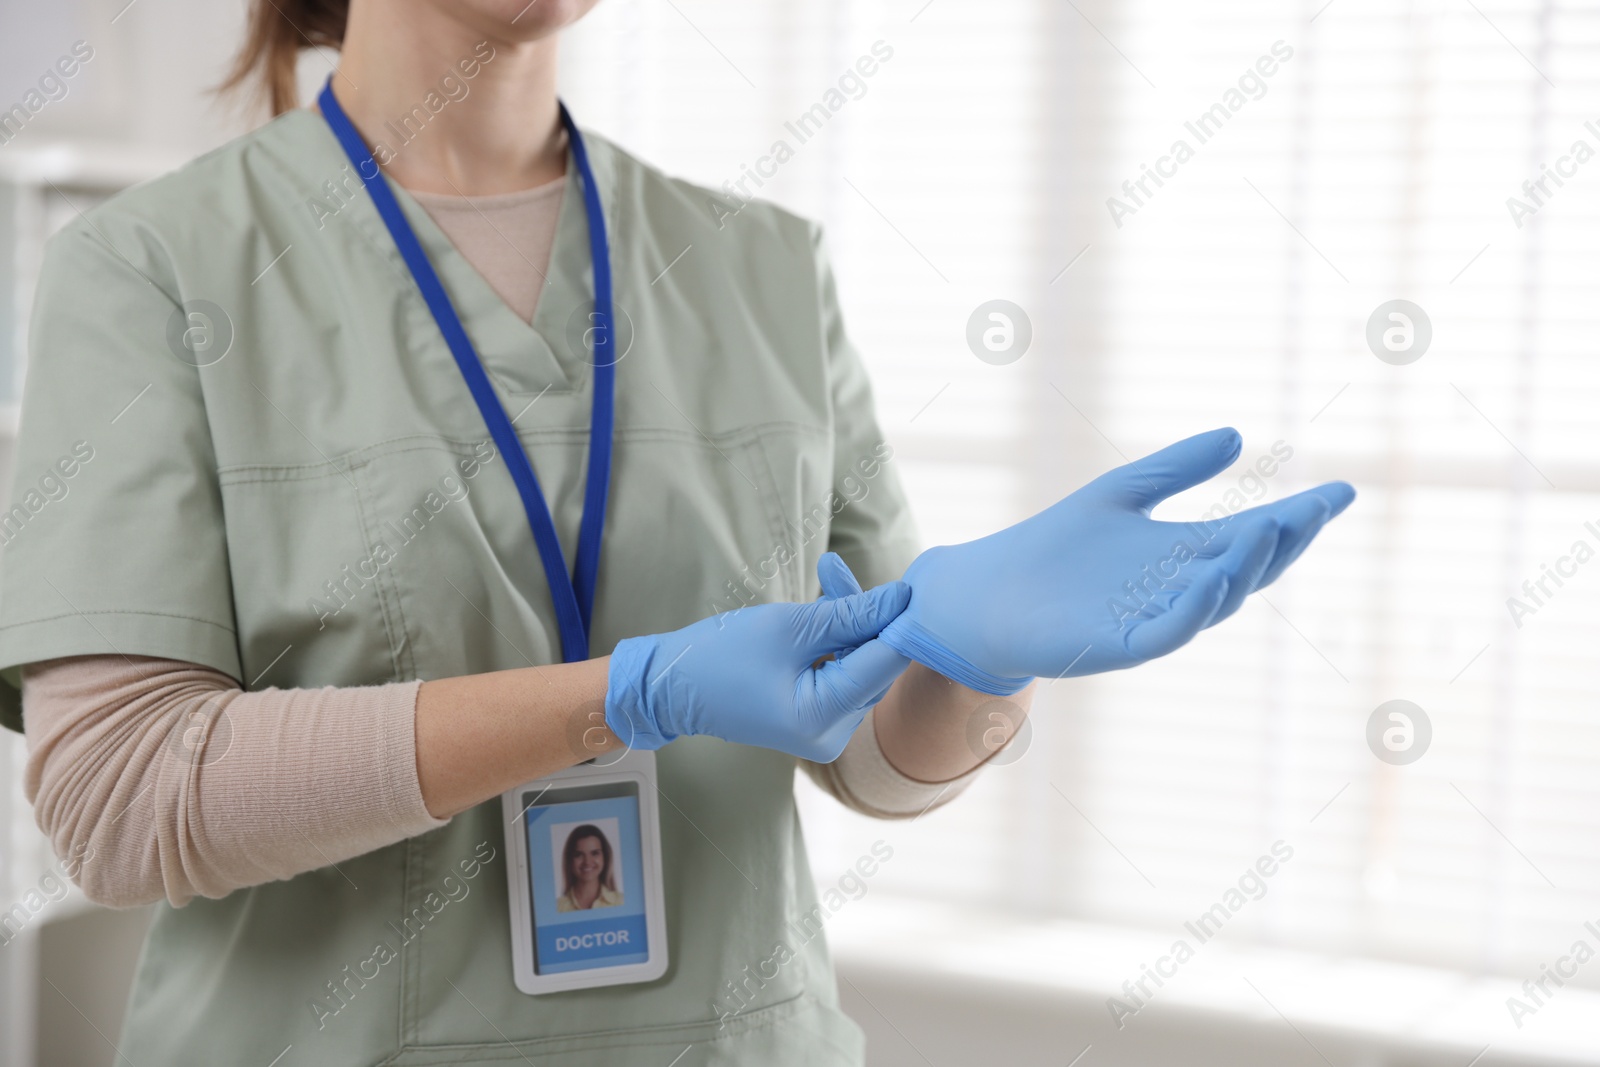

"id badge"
[501,749,669,993]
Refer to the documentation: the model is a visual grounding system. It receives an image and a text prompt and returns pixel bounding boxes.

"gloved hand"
[852,428,1353,694]
[604,573,912,761]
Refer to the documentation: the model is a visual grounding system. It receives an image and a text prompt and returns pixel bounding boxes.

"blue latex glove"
[858,428,1354,694]
[604,574,912,760]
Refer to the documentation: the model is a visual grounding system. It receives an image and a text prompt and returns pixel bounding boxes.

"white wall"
[0,0,249,157]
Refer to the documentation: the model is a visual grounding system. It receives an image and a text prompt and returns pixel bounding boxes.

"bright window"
[566,0,1600,988]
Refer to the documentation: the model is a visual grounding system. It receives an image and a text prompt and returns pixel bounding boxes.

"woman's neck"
[331,6,565,196]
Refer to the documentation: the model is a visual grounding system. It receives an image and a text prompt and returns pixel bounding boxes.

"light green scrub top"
[0,110,919,1066]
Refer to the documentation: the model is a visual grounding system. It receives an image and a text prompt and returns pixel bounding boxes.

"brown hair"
[219,0,351,116]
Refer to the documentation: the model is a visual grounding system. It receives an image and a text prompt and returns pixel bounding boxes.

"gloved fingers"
[1227,481,1354,532]
[817,551,865,600]
[1122,560,1231,664]
[793,580,912,658]
[794,702,874,764]
[1250,493,1335,589]
[1086,427,1243,511]
[1202,515,1282,627]
[805,638,912,729]
[1184,482,1341,551]
[1202,481,1350,586]
[816,553,869,658]
[1304,480,1357,518]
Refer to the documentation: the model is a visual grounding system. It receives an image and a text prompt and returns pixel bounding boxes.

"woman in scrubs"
[0,1,1353,1064]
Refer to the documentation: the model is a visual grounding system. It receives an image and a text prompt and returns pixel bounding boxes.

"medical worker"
[0,1,1353,1063]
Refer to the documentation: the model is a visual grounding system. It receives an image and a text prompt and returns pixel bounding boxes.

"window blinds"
[570,0,1600,989]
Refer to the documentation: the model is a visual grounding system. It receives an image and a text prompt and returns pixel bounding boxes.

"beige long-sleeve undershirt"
[21,180,973,909]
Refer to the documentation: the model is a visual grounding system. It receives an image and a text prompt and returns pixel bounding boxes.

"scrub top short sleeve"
[0,112,921,1066]
[0,222,242,731]
[812,228,920,592]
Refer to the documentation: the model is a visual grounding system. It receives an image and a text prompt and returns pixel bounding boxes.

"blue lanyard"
[318,80,615,664]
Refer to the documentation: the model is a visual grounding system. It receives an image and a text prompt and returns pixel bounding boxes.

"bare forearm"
[20,654,625,907]
[416,656,622,818]
[871,663,1036,782]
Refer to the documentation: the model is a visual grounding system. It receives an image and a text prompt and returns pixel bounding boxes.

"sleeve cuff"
[384,679,450,833]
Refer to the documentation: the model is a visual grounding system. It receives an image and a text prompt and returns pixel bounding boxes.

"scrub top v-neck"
[0,107,919,1066]
[319,84,617,665]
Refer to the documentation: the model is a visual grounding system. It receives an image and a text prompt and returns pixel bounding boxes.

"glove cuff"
[878,619,1033,697]
[604,636,677,751]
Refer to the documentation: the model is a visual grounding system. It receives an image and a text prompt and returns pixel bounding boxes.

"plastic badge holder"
[501,749,668,993]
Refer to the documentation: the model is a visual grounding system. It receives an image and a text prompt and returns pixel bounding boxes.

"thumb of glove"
[815,552,870,658]
[817,551,866,600]
[1094,427,1243,511]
